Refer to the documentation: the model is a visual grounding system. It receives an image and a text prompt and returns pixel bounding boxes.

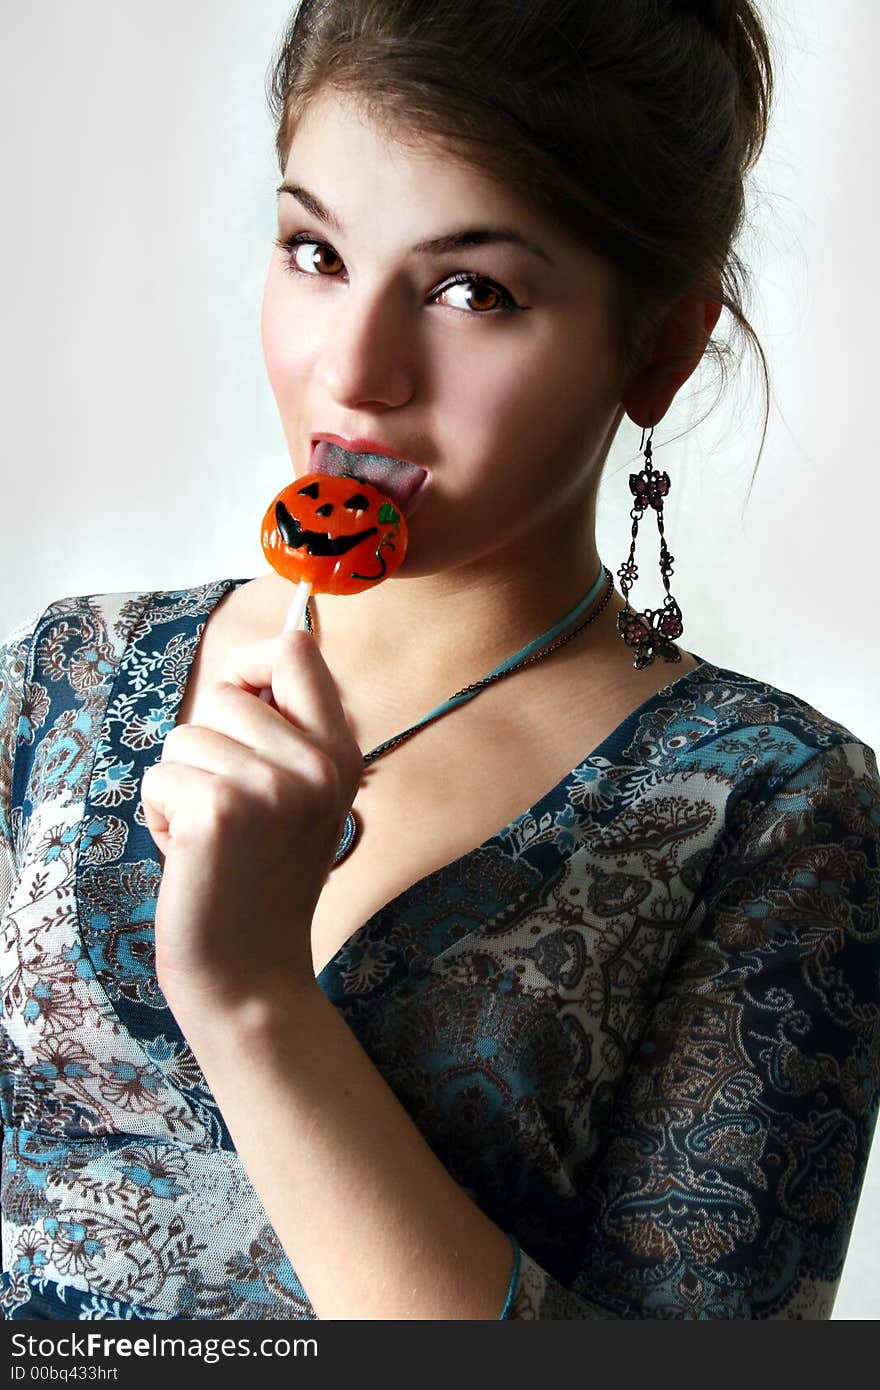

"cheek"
[438,332,596,483]
[491,320,620,467]
[437,348,534,461]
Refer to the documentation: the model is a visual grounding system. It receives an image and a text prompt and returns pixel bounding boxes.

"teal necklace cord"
[305,560,614,866]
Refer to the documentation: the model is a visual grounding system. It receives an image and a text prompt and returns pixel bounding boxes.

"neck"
[264,513,628,740]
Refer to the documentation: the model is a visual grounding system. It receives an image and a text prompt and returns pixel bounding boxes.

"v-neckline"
[150,578,710,990]
[315,660,710,988]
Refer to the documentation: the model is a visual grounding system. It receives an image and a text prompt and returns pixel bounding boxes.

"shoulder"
[0,578,248,800]
[2,591,153,684]
[1,579,250,685]
[601,653,880,898]
[662,660,880,965]
[661,654,877,794]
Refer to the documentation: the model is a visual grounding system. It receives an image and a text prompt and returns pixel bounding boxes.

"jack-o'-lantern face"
[260,471,408,595]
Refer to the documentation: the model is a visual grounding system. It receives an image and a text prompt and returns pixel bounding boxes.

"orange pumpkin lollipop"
[261,472,408,599]
[260,441,425,654]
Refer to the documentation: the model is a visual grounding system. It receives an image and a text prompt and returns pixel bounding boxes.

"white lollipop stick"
[282,578,313,634]
[259,578,313,703]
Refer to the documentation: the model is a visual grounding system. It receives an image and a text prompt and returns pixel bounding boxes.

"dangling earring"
[616,422,684,670]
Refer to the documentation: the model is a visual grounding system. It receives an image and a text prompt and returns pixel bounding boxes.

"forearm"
[173,982,517,1320]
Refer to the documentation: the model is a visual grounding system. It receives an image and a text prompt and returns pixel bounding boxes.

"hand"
[140,629,363,1018]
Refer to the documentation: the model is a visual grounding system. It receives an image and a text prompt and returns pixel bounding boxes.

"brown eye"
[434,273,519,315]
[293,240,344,276]
[465,284,500,311]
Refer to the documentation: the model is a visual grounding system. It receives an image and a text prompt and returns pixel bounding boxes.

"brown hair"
[266,0,775,489]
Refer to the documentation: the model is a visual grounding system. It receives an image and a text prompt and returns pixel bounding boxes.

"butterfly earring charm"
[616,423,684,670]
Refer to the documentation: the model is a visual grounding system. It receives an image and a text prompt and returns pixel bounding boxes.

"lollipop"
[261,440,425,634]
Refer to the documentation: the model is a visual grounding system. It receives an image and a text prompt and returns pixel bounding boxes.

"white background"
[1,1,878,1317]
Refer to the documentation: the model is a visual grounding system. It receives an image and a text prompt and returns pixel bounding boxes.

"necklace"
[305,562,614,867]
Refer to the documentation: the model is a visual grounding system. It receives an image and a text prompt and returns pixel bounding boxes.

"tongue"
[311,441,427,515]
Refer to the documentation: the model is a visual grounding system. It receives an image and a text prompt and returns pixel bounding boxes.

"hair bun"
[674,0,737,48]
[673,0,772,170]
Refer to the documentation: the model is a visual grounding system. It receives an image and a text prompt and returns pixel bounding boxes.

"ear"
[622,289,723,429]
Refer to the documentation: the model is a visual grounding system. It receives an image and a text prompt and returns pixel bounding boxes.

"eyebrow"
[276,181,554,266]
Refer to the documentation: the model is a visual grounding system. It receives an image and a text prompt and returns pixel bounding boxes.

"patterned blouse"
[1,580,879,1321]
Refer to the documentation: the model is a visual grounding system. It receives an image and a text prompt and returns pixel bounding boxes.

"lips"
[310,440,428,517]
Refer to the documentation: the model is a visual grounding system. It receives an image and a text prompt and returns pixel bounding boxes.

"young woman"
[2,0,878,1320]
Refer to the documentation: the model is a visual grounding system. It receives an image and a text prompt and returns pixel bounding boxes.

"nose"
[316,287,415,410]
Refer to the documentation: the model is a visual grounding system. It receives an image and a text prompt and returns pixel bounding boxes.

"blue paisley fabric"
[1,580,879,1321]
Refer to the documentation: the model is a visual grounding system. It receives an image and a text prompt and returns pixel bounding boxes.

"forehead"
[281,85,619,329]
[283,87,552,234]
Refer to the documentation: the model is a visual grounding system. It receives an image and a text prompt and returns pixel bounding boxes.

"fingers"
[179,680,322,773]
[221,630,362,769]
[161,632,363,810]
[144,742,331,858]
[160,718,334,801]
[142,759,216,853]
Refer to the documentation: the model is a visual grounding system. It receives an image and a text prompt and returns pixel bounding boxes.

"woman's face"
[261,88,627,580]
